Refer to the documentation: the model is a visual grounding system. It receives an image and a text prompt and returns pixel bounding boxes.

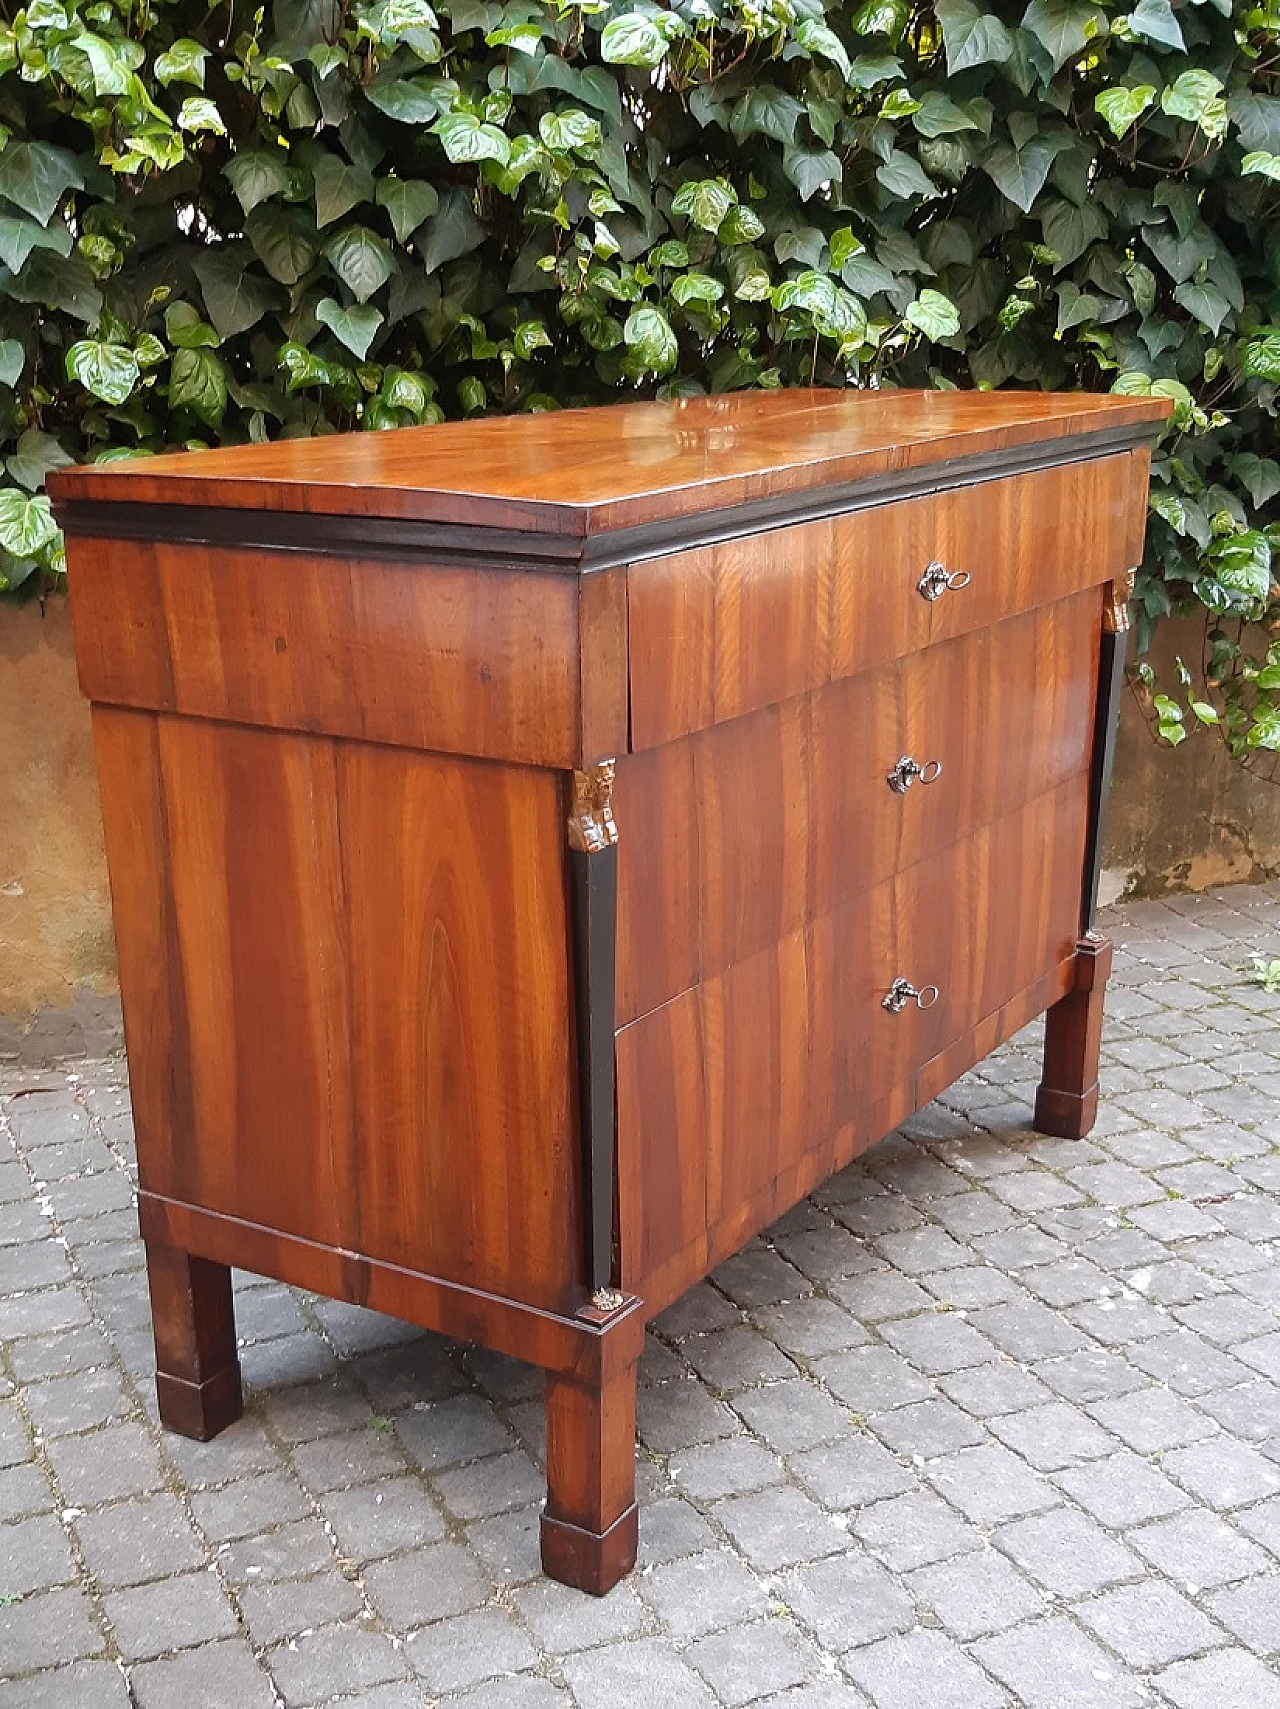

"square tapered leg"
[541,1337,639,1595]
[1035,933,1113,1140]
[145,1240,243,1440]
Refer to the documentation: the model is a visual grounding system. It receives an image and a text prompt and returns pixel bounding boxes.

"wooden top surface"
[51,389,1169,541]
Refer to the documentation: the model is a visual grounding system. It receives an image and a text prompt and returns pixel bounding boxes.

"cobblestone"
[5,884,1280,1705]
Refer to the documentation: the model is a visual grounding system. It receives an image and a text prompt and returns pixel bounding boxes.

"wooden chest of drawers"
[51,388,1168,1594]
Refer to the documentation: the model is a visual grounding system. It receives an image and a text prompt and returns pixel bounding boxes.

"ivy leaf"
[984,132,1071,213]
[1127,0,1183,51]
[1241,152,1280,182]
[786,146,844,201]
[6,431,71,492]
[1240,330,1280,383]
[416,187,485,274]
[72,31,133,95]
[1094,85,1155,139]
[316,296,383,358]
[0,213,72,274]
[794,20,851,82]
[279,340,340,393]
[1229,454,1280,510]
[913,92,987,137]
[0,342,23,388]
[732,88,807,147]
[848,54,905,89]
[932,0,1015,74]
[650,240,689,269]
[1162,71,1228,139]
[246,204,319,286]
[905,290,961,338]
[851,0,908,35]
[774,271,836,315]
[365,77,441,123]
[1247,707,1280,751]
[154,38,209,87]
[1229,93,1280,155]
[313,156,374,227]
[1212,531,1272,605]
[672,178,736,233]
[1056,282,1102,332]
[513,320,552,359]
[600,13,668,68]
[623,304,678,375]
[192,248,276,341]
[65,339,139,406]
[875,150,937,200]
[670,272,724,307]
[375,178,438,243]
[0,489,58,558]
[726,247,772,301]
[1145,223,1216,285]
[164,302,220,349]
[8,250,102,323]
[1040,198,1106,268]
[0,141,83,225]
[720,205,766,245]
[169,347,229,426]
[539,108,601,152]
[1173,280,1232,337]
[381,0,439,33]
[323,226,394,301]
[177,97,226,135]
[458,374,486,412]
[486,21,543,52]
[434,112,511,166]
[881,89,921,121]
[1021,0,1107,72]
[224,151,291,217]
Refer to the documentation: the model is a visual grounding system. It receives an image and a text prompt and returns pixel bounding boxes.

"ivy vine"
[0,0,1277,761]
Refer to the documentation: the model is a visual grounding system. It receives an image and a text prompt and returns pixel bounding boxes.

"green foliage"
[0,0,1278,768]
[1248,951,1280,993]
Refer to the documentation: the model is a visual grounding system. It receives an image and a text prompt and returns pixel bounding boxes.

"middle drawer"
[614,587,1101,1026]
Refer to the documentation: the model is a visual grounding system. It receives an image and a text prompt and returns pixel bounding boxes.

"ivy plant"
[0,0,1278,764]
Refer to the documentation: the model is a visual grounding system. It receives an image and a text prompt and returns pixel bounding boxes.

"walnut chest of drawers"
[50,388,1169,1593]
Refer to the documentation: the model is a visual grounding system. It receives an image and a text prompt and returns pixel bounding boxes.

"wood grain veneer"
[54,388,1169,1596]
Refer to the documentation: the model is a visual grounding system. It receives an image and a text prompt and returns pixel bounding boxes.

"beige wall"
[1,600,1278,1059]
[1104,617,1280,898]
[0,599,118,1059]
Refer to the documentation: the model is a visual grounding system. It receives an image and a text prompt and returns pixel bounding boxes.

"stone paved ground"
[4,885,1280,1709]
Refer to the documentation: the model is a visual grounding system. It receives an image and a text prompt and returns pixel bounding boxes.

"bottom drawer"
[816,769,1089,1124]
[615,773,1089,1295]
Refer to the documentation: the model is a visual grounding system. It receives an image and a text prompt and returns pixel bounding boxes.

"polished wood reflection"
[58,389,1167,1595]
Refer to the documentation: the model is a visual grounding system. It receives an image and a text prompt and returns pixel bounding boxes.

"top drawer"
[628,451,1146,750]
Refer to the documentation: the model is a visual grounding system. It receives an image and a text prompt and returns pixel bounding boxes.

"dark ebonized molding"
[54,420,1160,576]
[1081,625,1128,935]
[569,840,619,1296]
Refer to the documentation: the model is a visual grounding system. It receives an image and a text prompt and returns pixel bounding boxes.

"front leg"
[540,1300,641,1596]
[1035,933,1113,1140]
[146,1240,244,1440]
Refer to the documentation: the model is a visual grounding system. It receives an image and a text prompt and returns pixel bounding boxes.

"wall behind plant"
[0,0,1277,748]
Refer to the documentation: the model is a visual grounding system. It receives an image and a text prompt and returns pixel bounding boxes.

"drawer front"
[69,535,585,767]
[616,774,1090,1295]
[627,452,1138,749]
[615,589,1101,1026]
[815,770,1089,1126]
